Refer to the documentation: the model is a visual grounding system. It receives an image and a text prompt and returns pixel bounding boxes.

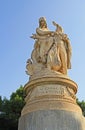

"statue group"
[18,17,85,130]
[26,17,72,76]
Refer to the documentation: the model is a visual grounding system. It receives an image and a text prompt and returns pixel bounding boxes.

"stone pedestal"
[18,110,85,130]
[18,71,85,130]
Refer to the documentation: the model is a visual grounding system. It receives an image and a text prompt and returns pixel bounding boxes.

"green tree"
[77,99,85,116]
[0,85,25,130]
[0,96,3,111]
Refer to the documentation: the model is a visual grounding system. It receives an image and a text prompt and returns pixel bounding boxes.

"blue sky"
[0,0,85,101]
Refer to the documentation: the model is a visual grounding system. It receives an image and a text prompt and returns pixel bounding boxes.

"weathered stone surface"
[18,75,85,130]
[18,17,85,130]
[21,76,81,116]
[18,110,85,130]
[26,17,72,76]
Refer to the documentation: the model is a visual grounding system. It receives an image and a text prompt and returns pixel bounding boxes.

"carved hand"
[30,34,37,39]
[52,21,58,26]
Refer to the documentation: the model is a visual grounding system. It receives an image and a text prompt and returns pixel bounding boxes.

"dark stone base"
[18,110,85,130]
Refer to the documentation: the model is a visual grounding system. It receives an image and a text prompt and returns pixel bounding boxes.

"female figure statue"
[28,17,72,75]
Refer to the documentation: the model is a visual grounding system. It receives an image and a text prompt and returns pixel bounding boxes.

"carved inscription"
[38,85,64,95]
[30,85,65,99]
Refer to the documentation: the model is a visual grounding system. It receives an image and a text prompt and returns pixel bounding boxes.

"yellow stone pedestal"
[21,75,81,115]
[18,72,85,130]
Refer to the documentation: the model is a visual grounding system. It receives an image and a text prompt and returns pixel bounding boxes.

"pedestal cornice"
[21,76,81,116]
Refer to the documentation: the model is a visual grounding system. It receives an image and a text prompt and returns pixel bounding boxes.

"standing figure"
[31,17,54,65]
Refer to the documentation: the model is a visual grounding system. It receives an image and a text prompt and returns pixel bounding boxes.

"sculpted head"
[39,17,47,28]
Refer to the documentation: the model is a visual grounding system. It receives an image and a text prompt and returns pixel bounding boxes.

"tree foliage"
[77,99,85,116]
[0,85,25,130]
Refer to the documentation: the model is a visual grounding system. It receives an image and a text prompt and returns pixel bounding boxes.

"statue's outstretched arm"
[52,21,58,27]
[52,21,64,33]
[36,28,52,36]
